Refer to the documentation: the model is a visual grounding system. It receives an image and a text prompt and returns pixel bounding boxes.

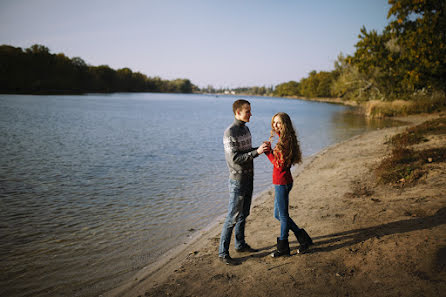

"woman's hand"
[257,142,270,155]
[257,141,271,155]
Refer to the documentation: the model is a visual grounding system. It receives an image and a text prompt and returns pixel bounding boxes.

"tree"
[116,68,133,91]
[274,81,300,97]
[315,71,334,97]
[297,70,336,98]
[0,44,199,94]
[387,0,446,92]
[89,65,117,92]
[167,79,193,93]
[26,44,50,55]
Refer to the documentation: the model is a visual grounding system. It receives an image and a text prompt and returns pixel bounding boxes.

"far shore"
[284,95,359,106]
[105,112,446,297]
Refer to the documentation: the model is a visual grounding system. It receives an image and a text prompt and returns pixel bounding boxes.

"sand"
[105,113,446,297]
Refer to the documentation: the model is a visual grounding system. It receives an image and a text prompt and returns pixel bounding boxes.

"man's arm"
[232,148,259,164]
[225,139,268,164]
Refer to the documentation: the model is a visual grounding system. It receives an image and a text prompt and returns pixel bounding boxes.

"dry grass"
[344,181,374,199]
[388,117,446,147]
[365,100,413,118]
[364,92,446,118]
[376,116,446,185]
[376,147,446,185]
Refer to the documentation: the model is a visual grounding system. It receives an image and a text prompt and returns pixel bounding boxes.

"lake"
[0,93,398,296]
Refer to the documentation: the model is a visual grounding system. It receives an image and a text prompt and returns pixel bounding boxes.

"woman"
[265,112,313,257]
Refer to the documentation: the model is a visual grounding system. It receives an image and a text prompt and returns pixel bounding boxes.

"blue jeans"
[218,179,253,257]
[274,183,300,240]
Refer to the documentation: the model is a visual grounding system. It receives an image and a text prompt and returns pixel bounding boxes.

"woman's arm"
[265,149,284,168]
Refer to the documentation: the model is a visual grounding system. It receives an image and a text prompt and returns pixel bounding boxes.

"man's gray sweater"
[223,119,259,181]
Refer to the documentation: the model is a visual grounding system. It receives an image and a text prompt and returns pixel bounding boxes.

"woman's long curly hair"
[269,112,302,168]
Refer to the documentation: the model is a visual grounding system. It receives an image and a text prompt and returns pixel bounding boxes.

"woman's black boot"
[271,237,290,257]
[295,228,313,254]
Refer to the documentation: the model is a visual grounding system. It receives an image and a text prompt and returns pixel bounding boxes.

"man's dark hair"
[232,99,250,115]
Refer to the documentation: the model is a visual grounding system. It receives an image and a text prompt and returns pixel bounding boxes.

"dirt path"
[105,113,446,297]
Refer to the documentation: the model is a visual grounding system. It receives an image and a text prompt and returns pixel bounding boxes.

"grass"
[388,117,446,147]
[376,147,446,184]
[376,116,446,185]
[364,92,446,118]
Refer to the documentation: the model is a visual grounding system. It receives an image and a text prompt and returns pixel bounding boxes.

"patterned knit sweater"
[223,119,259,181]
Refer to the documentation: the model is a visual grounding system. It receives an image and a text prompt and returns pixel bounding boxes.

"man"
[218,99,269,265]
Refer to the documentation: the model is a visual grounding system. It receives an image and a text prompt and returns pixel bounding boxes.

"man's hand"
[256,142,270,155]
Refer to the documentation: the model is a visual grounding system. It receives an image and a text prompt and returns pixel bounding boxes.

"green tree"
[331,1,445,101]
[26,44,50,55]
[387,0,446,92]
[89,65,117,92]
[0,44,199,94]
[315,71,335,97]
[298,70,336,98]
[274,81,300,97]
[0,45,27,92]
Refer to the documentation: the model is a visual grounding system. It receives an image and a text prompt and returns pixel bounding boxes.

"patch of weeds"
[376,146,446,185]
[376,153,424,185]
[345,181,374,198]
[365,92,446,118]
[388,131,427,147]
[411,91,446,114]
[388,117,446,147]
[376,116,446,185]
[419,147,446,162]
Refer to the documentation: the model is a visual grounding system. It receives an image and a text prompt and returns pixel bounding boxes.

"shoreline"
[105,112,445,297]
[105,130,369,294]
[104,151,323,297]
[103,138,342,297]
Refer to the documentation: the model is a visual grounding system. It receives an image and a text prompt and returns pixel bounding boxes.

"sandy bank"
[105,113,446,297]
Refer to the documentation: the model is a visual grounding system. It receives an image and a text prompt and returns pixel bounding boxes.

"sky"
[0,0,392,89]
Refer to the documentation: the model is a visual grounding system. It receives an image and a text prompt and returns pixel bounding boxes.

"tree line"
[274,0,445,102]
[0,44,197,94]
[2,1,443,100]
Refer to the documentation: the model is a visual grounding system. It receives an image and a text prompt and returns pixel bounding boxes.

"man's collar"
[234,118,246,126]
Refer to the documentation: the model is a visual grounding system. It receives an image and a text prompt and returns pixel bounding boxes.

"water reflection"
[329,107,403,142]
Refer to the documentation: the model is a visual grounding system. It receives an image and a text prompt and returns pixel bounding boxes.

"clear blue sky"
[0,0,391,89]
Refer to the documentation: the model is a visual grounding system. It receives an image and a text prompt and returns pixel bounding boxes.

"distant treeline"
[0,44,197,94]
[274,0,445,102]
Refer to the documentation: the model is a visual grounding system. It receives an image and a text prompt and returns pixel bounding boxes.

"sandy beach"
[105,113,446,297]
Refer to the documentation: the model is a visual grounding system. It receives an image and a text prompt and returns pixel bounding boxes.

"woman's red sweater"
[265,149,293,185]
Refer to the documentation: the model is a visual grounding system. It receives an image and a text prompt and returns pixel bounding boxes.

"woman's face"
[272,116,282,134]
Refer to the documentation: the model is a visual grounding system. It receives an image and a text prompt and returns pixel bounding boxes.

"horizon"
[0,0,391,89]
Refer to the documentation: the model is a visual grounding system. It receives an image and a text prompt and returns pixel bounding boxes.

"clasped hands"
[257,141,272,155]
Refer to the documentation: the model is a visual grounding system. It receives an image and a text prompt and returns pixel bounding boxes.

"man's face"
[236,104,251,122]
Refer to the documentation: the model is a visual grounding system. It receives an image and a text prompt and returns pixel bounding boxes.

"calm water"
[0,93,398,296]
